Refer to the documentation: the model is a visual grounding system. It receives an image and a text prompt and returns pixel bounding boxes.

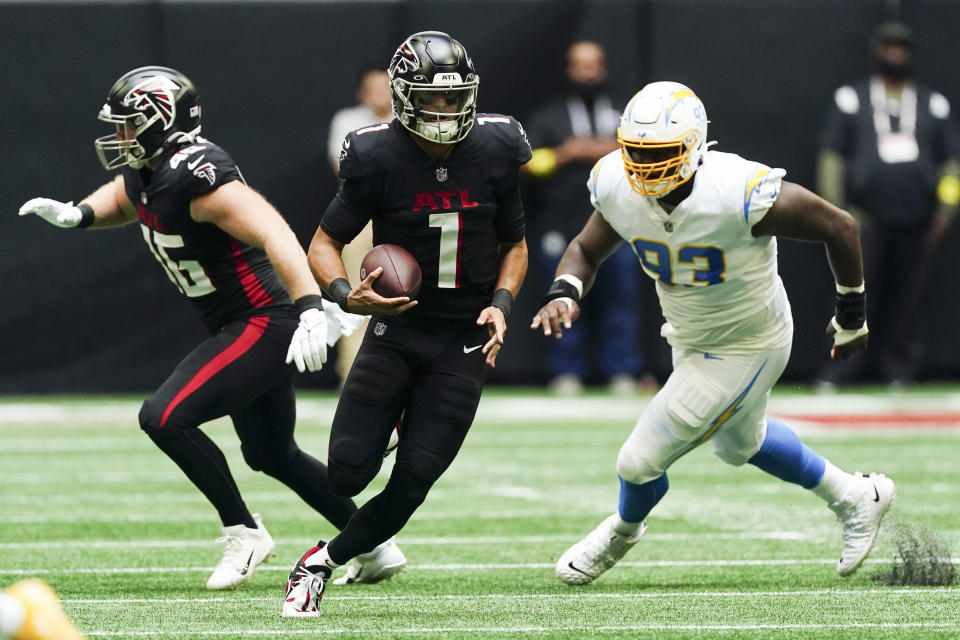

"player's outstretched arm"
[190,180,328,372]
[751,181,868,360]
[19,175,137,230]
[477,238,528,368]
[307,226,416,317]
[531,210,622,339]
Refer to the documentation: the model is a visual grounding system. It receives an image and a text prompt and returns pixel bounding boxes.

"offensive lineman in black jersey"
[18,66,406,591]
[282,31,530,617]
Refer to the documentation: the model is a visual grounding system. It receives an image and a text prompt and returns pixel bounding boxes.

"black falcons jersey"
[122,138,291,331]
[321,116,532,327]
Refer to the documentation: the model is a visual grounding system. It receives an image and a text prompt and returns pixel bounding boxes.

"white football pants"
[617,343,792,484]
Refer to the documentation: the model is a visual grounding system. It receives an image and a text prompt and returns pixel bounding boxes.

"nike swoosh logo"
[463,344,483,354]
[186,155,205,170]
[704,353,724,360]
[240,548,255,576]
[567,561,589,576]
[873,485,880,502]
[344,139,351,149]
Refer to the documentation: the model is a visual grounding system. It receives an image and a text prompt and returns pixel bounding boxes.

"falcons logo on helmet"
[124,77,181,130]
[389,41,420,77]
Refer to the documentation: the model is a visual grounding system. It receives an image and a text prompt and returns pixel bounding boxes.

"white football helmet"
[617,81,709,197]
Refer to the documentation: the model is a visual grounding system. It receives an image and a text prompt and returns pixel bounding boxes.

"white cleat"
[281,544,330,618]
[831,472,896,577]
[555,514,647,585]
[333,538,407,585]
[206,513,275,590]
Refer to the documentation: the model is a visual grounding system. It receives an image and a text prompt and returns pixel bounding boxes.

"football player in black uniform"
[18,66,406,591]
[282,31,531,617]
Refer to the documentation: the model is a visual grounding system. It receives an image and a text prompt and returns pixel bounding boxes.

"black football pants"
[325,318,489,563]
[138,308,356,530]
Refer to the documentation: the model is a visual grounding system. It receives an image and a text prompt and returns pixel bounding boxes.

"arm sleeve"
[319,180,374,244]
[495,170,526,242]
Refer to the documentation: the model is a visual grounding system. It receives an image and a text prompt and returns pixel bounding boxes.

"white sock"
[304,545,340,572]
[614,516,644,537]
[811,460,855,503]
[0,592,26,637]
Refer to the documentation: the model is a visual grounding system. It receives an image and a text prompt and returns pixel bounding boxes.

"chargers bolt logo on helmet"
[617,81,710,197]
[94,66,202,170]
[388,31,479,144]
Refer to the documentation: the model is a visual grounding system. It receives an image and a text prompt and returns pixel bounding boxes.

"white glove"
[18,197,83,228]
[285,307,328,373]
[321,298,367,347]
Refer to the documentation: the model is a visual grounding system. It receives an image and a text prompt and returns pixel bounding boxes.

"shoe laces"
[214,534,249,567]
[581,523,622,567]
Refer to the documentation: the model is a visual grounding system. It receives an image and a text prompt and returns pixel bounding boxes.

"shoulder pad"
[167,139,238,190]
[338,123,390,180]
[475,114,532,164]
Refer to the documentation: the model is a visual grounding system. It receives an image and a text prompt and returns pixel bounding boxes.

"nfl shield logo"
[374,321,387,336]
[436,166,448,183]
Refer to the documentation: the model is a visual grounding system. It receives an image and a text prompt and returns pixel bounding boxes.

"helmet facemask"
[393,77,478,144]
[618,130,700,197]
[388,31,479,145]
[95,106,157,170]
[617,81,709,197]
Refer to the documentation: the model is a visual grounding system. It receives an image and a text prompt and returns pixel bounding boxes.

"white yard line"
[5,394,960,426]
[83,622,960,637]
[63,587,958,604]
[0,531,819,550]
[6,557,958,576]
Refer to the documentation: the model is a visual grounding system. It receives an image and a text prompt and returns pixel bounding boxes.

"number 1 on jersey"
[429,211,462,288]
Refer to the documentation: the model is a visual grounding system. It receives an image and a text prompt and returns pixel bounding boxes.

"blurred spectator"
[816,22,960,387]
[326,69,394,384]
[524,41,649,395]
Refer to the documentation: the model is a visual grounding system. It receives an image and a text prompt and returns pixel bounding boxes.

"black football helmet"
[388,31,478,144]
[94,66,201,170]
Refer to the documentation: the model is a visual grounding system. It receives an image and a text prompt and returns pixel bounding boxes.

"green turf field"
[1,390,958,638]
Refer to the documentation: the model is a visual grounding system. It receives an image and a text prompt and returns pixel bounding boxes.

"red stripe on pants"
[159,316,270,428]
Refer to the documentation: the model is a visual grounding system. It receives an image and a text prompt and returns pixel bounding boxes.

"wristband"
[491,288,513,320]
[555,274,584,298]
[836,282,865,295]
[294,294,324,315]
[77,203,95,229]
[835,290,866,330]
[328,278,352,313]
[538,277,582,310]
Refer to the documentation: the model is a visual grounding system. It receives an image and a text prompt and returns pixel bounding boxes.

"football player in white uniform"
[532,81,894,585]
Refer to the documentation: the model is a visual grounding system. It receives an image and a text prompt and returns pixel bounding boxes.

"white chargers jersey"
[588,149,793,353]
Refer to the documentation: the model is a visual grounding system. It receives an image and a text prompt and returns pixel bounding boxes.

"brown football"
[360,244,422,299]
